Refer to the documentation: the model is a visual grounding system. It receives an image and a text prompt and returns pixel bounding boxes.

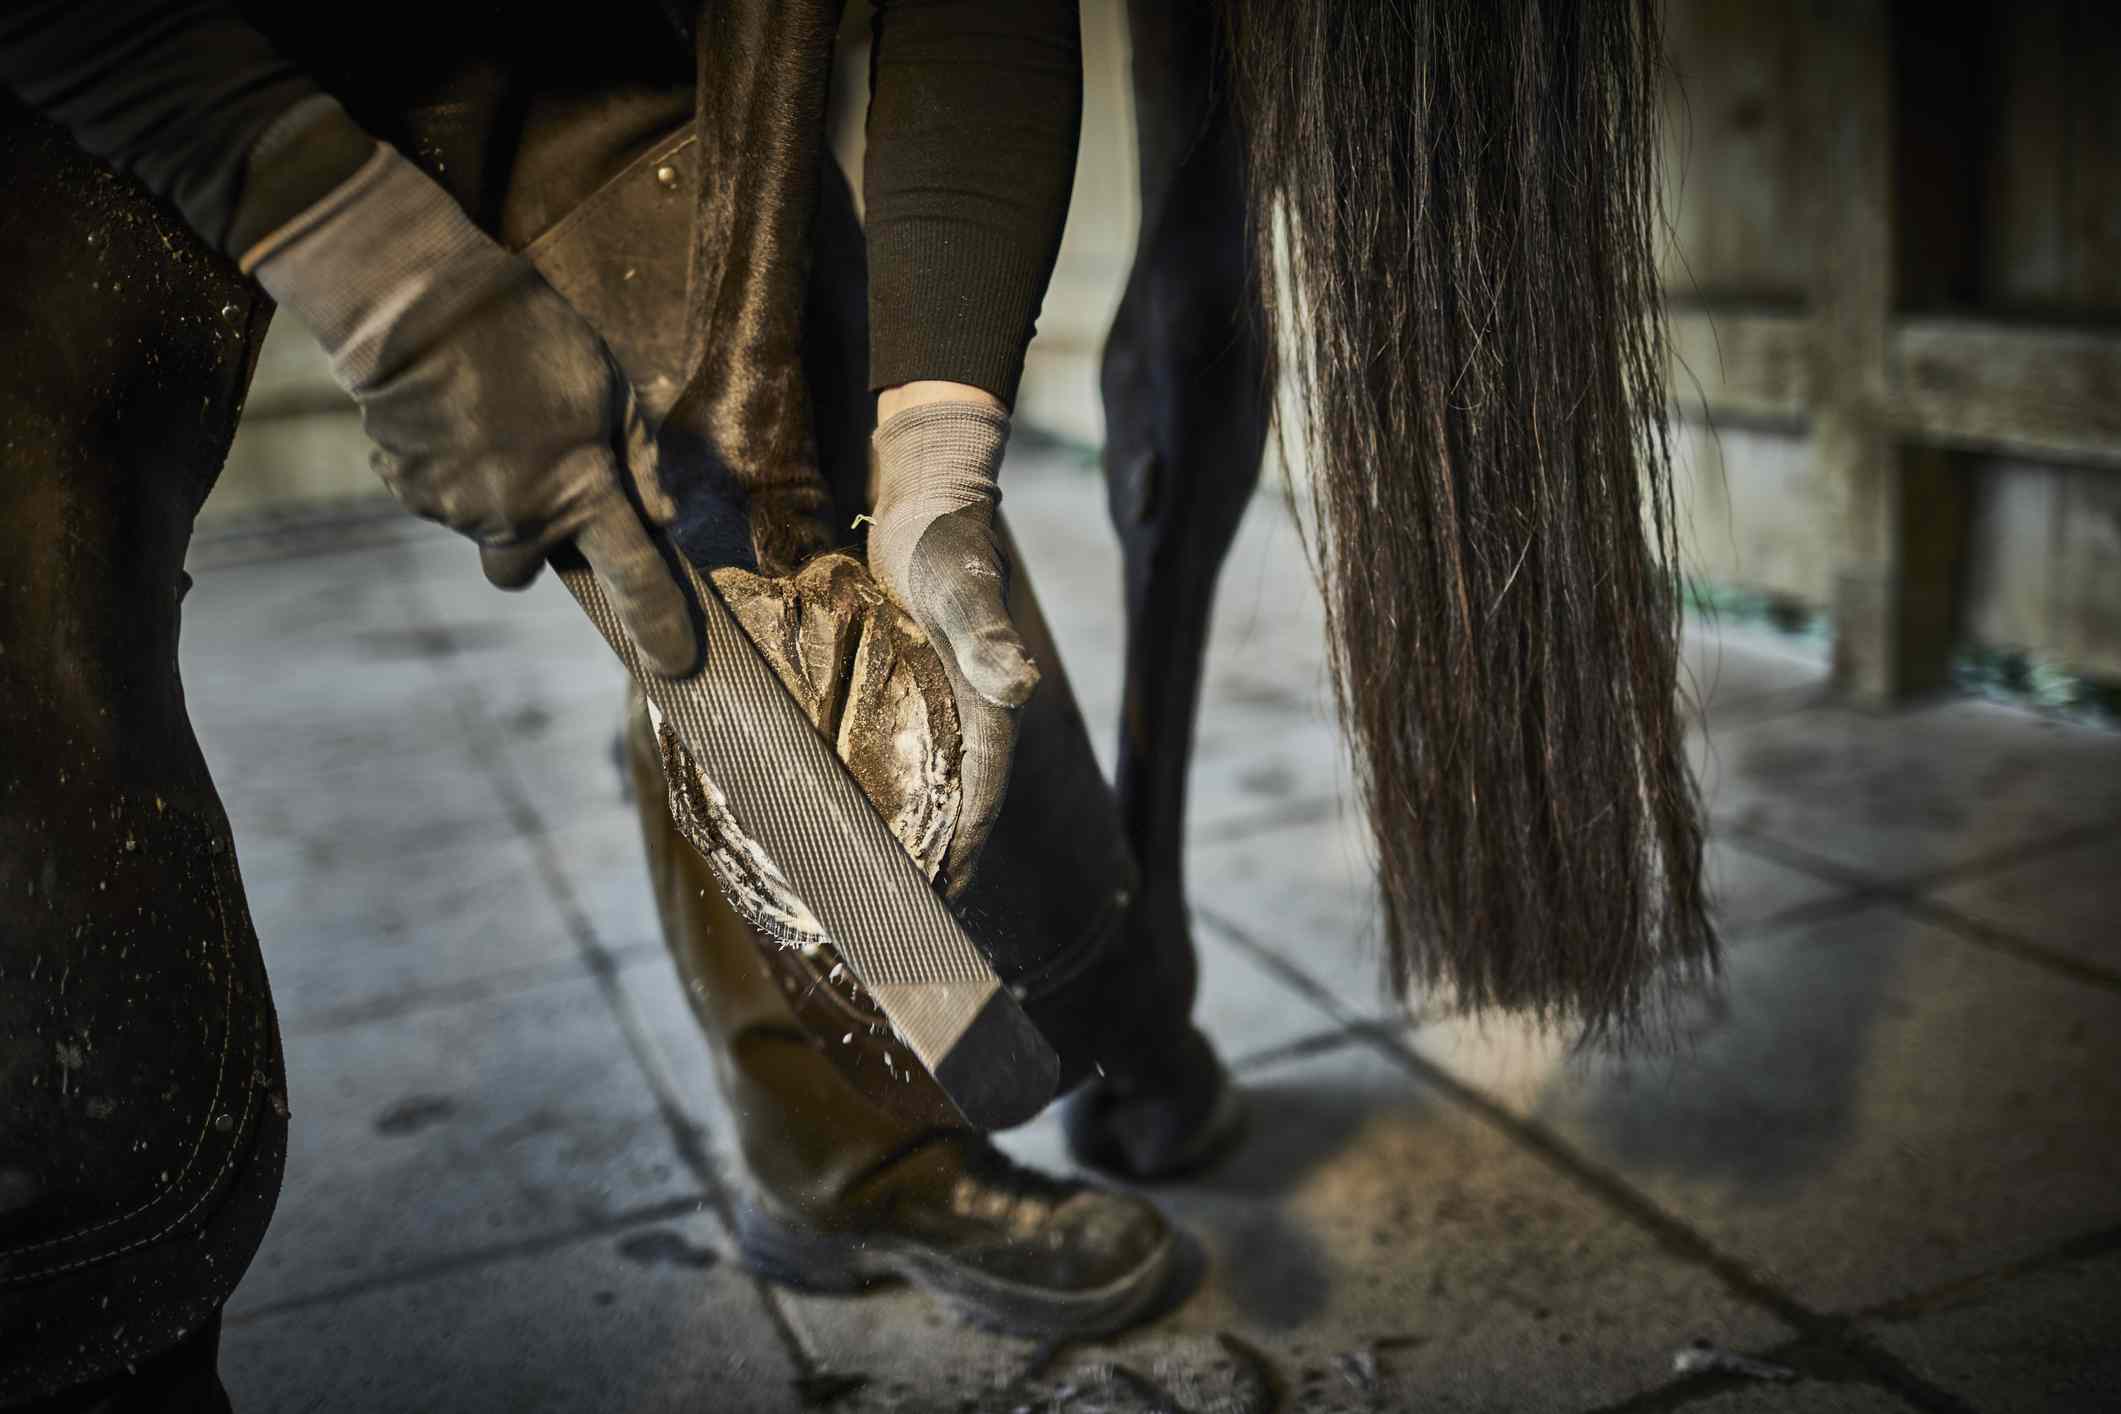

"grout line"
[222,1193,712,1328]
[1226,1027,1363,1075]
[1712,827,1916,896]
[484,727,824,1380]
[1591,1221,2121,1414]
[187,500,425,572]
[1189,795,1344,848]
[1855,1221,2121,1326]
[273,955,620,1038]
[1900,895,2121,994]
[1197,905,1984,1414]
[1712,801,2121,903]
[1721,826,2121,995]
[412,604,824,1381]
[1717,888,1884,943]
[1888,817,2120,896]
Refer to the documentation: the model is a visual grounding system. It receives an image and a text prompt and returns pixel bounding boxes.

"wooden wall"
[210,2,2121,692]
[1665,0,2121,691]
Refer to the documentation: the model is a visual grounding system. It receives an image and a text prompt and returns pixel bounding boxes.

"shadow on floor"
[1174,1078,1379,1328]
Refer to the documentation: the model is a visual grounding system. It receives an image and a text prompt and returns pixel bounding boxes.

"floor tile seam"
[569,936,829,1382]
[1716,886,1879,944]
[1900,815,2121,893]
[489,751,829,1384]
[1226,1026,1365,1075]
[1360,1029,1986,1414]
[1208,905,1774,1277]
[421,639,826,1380]
[1714,827,1893,897]
[220,1192,713,1329]
[507,800,651,850]
[1207,906,1798,1311]
[1198,887,1874,1028]
[1193,907,1363,1031]
[1719,828,2121,995]
[1188,795,1347,848]
[1898,894,2121,995]
[186,504,419,573]
[1714,820,2027,909]
[1199,905,1982,1414]
[1715,801,2121,904]
[1194,814,1869,950]
[474,730,736,1207]
[192,492,400,545]
[275,956,596,1038]
[1848,1220,2121,1327]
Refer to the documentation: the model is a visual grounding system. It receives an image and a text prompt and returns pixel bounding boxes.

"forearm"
[863,0,1082,407]
[0,1,370,257]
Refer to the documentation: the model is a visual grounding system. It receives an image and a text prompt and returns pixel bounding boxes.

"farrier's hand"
[244,144,697,676]
[868,398,1041,894]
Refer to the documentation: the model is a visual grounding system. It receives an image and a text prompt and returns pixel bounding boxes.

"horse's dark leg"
[1061,0,1271,1178]
[1105,0,1269,1013]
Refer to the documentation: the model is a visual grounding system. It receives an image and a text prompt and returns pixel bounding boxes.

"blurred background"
[207,0,2121,719]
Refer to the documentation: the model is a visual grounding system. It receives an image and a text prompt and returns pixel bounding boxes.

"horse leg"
[1060,0,1271,1178]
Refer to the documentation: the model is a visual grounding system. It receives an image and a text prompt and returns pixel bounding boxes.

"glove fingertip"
[941,816,995,900]
[574,503,703,679]
[631,600,702,679]
[480,544,547,591]
[961,637,1041,710]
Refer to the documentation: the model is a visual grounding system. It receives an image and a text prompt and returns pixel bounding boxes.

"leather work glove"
[243,144,698,676]
[868,402,1041,892]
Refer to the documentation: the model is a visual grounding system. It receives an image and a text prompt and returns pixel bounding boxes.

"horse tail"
[1221,0,1714,1040]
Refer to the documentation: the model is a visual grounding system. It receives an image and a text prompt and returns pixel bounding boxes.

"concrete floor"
[179,448,2121,1413]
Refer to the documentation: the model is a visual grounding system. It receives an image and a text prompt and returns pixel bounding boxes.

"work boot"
[624,694,1176,1339]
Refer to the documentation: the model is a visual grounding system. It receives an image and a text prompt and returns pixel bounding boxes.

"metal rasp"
[553,548,1059,1131]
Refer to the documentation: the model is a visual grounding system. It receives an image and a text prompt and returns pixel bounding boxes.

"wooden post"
[1805,0,1904,702]
[1807,0,1984,704]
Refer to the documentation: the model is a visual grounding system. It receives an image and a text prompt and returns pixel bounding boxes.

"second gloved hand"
[868,402,1041,894]
[243,142,698,676]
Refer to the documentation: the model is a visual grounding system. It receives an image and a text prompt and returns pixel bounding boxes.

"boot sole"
[733,1201,1176,1340]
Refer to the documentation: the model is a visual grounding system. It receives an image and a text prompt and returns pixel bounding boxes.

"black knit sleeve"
[863,0,1082,406]
[0,1,366,256]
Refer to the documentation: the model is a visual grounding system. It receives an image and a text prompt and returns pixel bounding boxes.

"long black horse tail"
[1222,0,1714,1040]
